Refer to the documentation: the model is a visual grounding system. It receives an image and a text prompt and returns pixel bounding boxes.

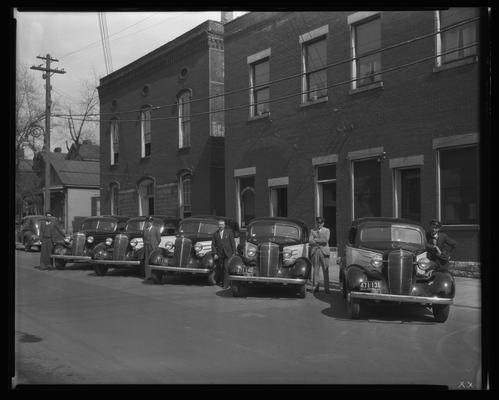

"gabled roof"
[50,158,100,187]
[66,143,100,161]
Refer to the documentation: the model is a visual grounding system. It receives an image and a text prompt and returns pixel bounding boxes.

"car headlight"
[283,250,291,259]
[246,244,257,258]
[194,243,203,252]
[417,257,430,270]
[64,236,71,243]
[105,238,113,246]
[87,236,94,244]
[165,241,173,251]
[370,254,383,268]
[130,238,138,247]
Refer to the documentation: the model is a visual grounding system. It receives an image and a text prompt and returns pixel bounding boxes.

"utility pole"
[30,54,65,214]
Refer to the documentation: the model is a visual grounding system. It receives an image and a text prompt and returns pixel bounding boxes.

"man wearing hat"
[143,216,162,282]
[426,220,457,271]
[38,211,65,270]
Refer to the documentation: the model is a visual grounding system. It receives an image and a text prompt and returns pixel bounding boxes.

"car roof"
[351,217,424,228]
[182,215,237,224]
[83,215,130,221]
[249,216,308,229]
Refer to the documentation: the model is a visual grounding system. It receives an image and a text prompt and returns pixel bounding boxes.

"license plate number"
[360,281,381,290]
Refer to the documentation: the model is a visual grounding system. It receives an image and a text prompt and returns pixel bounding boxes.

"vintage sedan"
[146,216,239,285]
[50,215,130,270]
[338,217,455,322]
[228,217,312,298]
[90,215,179,276]
[17,215,47,251]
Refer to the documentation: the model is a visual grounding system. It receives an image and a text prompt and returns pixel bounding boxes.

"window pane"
[353,159,381,219]
[253,60,269,86]
[306,38,327,71]
[441,9,477,63]
[440,8,477,27]
[317,164,336,181]
[307,70,327,99]
[255,87,270,114]
[239,176,255,228]
[357,53,381,86]
[182,121,190,146]
[440,147,478,224]
[355,18,381,55]
[400,168,421,222]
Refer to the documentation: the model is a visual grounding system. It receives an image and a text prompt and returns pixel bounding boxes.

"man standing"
[309,217,331,294]
[38,211,65,270]
[211,220,236,289]
[143,216,162,282]
[426,220,457,271]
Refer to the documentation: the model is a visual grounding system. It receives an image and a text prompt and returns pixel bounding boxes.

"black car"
[90,215,180,276]
[51,215,130,270]
[147,215,240,285]
[228,217,312,298]
[338,217,455,322]
[17,215,47,252]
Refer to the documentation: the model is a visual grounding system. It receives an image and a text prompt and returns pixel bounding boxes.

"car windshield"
[249,222,301,243]
[179,221,219,235]
[359,225,424,249]
[81,219,117,231]
[125,219,145,232]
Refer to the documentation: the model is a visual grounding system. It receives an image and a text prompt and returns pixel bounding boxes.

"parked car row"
[17,214,455,322]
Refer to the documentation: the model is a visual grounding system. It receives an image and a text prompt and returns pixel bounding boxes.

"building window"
[315,164,337,246]
[394,168,421,222]
[110,119,119,165]
[438,146,478,225]
[437,8,478,66]
[351,16,381,88]
[138,179,155,216]
[178,91,191,148]
[179,175,192,218]
[302,36,327,102]
[110,182,119,215]
[352,158,381,219]
[249,58,270,117]
[91,197,101,216]
[269,186,287,217]
[140,107,151,157]
[236,176,255,229]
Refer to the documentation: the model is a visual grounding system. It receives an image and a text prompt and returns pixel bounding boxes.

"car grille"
[387,249,414,295]
[113,234,129,260]
[173,237,192,268]
[73,233,86,256]
[258,242,280,277]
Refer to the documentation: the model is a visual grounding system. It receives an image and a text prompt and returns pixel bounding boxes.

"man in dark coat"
[426,220,457,271]
[143,216,162,281]
[211,219,236,289]
[38,211,65,270]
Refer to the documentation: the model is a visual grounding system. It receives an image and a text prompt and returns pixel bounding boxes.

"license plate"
[360,281,381,290]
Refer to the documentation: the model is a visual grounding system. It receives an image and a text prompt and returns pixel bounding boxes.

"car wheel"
[432,304,450,323]
[298,284,306,298]
[347,295,361,319]
[54,259,66,270]
[94,264,109,276]
[207,269,217,286]
[231,282,245,297]
[151,270,164,284]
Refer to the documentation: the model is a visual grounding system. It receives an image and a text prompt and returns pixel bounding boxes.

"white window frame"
[313,160,337,219]
[389,155,424,218]
[178,174,192,218]
[110,119,119,165]
[140,107,151,158]
[248,48,271,118]
[109,182,119,216]
[268,177,289,217]
[234,167,256,228]
[300,25,329,104]
[138,179,155,216]
[178,91,191,149]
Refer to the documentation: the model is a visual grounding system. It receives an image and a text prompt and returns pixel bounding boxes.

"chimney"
[221,11,233,24]
[54,147,62,153]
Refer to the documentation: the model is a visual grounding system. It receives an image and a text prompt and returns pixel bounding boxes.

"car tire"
[298,284,306,298]
[231,282,245,297]
[54,259,66,270]
[207,269,217,286]
[347,295,361,319]
[94,264,109,276]
[151,270,164,284]
[432,304,450,323]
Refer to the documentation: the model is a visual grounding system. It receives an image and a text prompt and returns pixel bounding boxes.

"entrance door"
[398,168,421,222]
[316,164,337,246]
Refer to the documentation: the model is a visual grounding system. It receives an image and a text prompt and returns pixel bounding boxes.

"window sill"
[248,113,270,122]
[349,81,384,95]
[433,56,478,73]
[300,96,328,108]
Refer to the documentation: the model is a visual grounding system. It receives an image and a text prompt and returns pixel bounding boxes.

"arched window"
[109,182,119,215]
[138,178,155,216]
[240,186,255,228]
[110,118,119,165]
[177,91,191,149]
[179,173,192,218]
[140,106,152,157]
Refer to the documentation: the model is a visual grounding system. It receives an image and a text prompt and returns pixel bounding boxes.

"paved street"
[13,248,482,388]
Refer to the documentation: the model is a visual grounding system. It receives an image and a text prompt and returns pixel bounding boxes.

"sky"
[14,10,247,157]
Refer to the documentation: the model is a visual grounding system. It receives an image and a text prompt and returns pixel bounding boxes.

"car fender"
[201,253,215,269]
[92,242,107,258]
[430,271,455,298]
[345,265,368,291]
[292,257,312,279]
[228,255,245,274]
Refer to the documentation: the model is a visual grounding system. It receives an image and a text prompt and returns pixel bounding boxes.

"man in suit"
[211,219,236,289]
[309,217,331,294]
[143,216,162,282]
[38,211,65,270]
[426,220,457,271]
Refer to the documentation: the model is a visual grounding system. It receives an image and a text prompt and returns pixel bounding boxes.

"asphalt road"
[13,248,482,388]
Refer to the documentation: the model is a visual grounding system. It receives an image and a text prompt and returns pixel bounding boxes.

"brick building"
[223,10,482,261]
[97,20,225,219]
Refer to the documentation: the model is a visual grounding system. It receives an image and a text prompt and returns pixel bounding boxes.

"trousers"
[311,247,329,292]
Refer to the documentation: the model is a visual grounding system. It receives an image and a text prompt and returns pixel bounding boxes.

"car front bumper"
[229,275,307,285]
[349,291,453,305]
[51,255,91,261]
[147,265,211,274]
[33,241,42,246]
[89,260,141,266]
